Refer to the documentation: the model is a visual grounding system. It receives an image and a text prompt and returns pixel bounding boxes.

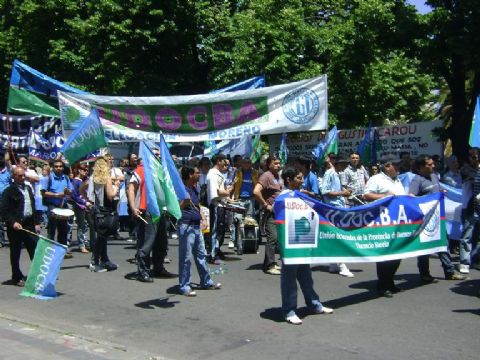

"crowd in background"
[0,146,479,324]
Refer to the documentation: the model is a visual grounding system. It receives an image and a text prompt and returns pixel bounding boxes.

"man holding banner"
[1,167,41,286]
[409,155,465,282]
[364,157,407,297]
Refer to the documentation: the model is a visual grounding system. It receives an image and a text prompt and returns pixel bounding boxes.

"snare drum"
[51,208,75,220]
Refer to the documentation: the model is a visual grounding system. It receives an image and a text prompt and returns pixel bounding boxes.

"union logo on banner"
[282,88,320,124]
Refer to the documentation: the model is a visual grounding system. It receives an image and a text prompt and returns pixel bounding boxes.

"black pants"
[7,217,37,281]
[376,260,401,291]
[136,212,168,274]
[93,234,109,265]
[47,206,69,246]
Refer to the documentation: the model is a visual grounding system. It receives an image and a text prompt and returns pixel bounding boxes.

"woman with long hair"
[88,156,119,272]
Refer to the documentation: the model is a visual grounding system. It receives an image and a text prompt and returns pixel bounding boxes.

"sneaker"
[208,256,222,265]
[202,282,222,290]
[378,289,394,298]
[101,261,118,271]
[265,267,281,275]
[420,274,439,284]
[88,263,95,271]
[64,252,74,259]
[228,240,235,249]
[90,264,107,273]
[339,264,354,278]
[274,264,282,271]
[182,290,197,297]
[171,233,178,240]
[164,257,172,264]
[446,272,466,280]
[459,264,470,274]
[312,306,334,315]
[136,272,154,283]
[285,314,302,325]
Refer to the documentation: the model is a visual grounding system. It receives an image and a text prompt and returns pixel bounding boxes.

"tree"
[420,0,480,158]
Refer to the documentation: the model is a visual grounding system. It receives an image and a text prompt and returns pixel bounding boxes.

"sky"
[406,0,432,14]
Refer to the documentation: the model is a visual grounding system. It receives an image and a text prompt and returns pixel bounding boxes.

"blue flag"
[160,134,189,201]
[312,125,338,161]
[210,75,265,93]
[469,96,480,147]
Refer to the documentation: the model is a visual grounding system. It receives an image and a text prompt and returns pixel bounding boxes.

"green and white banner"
[58,75,328,142]
[273,191,447,265]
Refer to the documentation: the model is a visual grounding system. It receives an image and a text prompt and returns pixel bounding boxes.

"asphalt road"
[0,231,479,360]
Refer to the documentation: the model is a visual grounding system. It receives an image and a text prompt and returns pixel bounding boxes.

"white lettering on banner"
[268,120,443,160]
[324,207,411,228]
[34,245,56,293]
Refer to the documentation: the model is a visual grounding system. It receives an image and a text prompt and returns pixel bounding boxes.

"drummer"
[41,159,74,258]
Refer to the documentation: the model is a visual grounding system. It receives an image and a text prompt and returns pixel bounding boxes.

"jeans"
[209,204,225,259]
[459,210,480,265]
[418,251,455,278]
[178,222,213,294]
[72,204,87,249]
[281,263,323,318]
[262,211,278,270]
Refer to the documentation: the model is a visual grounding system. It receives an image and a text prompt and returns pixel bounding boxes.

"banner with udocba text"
[274,191,447,265]
[58,75,328,142]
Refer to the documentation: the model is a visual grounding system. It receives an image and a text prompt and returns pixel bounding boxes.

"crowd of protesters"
[0,146,479,324]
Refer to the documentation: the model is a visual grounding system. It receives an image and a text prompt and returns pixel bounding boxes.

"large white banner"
[58,76,328,142]
[269,120,443,160]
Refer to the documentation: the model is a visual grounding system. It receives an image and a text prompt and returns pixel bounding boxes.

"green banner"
[274,191,448,265]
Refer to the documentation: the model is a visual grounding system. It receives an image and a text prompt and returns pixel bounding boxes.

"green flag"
[60,109,108,165]
[250,134,262,163]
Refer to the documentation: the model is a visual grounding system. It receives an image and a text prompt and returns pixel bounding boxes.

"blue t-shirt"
[302,171,319,195]
[0,168,11,195]
[181,186,201,222]
[40,173,72,206]
[239,170,254,198]
[321,168,346,208]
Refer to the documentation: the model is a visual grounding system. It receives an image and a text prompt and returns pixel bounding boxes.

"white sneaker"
[312,306,334,315]
[339,263,354,278]
[228,240,235,249]
[459,264,470,274]
[285,314,302,325]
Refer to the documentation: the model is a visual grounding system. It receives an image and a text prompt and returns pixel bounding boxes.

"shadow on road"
[134,296,179,309]
[245,263,263,271]
[450,279,480,298]
[260,307,284,323]
[452,309,480,316]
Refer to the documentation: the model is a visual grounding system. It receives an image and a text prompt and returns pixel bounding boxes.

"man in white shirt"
[364,157,406,298]
[206,154,233,264]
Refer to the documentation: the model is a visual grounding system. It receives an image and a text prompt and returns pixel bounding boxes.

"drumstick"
[137,214,148,224]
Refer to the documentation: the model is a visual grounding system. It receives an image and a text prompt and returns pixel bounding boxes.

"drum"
[51,208,75,220]
[222,202,246,215]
